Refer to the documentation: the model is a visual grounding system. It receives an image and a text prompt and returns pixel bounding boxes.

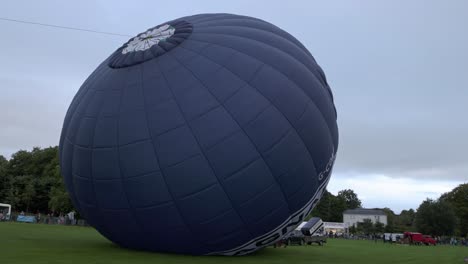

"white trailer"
[0,203,11,221]
[384,233,404,242]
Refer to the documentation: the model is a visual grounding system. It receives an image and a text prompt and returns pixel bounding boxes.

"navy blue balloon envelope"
[59,13,338,255]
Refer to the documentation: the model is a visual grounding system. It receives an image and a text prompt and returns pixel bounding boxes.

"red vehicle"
[422,235,436,246]
[403,232,436,245]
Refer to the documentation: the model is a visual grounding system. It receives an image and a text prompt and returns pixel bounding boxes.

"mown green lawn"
[1,222,466,264]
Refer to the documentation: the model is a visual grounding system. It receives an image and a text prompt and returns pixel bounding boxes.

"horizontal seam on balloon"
[122,170,162,180]
[73,169,163,182]
[181,39,238,65]
[162,152,201,169]
[219,83,243,104]
[186,35,336,144]
[176,181,219,201]
[260,128,294,155]
[185,103,220,122]
[153,123,186,138]
[222,156,262,182]
[287,180,315,203]
[237,181,276,209]
[183,38,331,177]
[72,173,93,180]
[133,200,174,211]
[251,202,288,226]
[64,137,153,150]
[96,207,134,212]
[198,208,233,225]
[203,129,242,153]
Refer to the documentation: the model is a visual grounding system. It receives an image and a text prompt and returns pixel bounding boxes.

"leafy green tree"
[415,198,456,236]
[48,160,73,213]
[382,207,396,232]
[0,155,8,201]
[399,209,416,227]
[374,221,385,234]
[337,189,362,209]
[440,183,468,236]
[3,146,72,214]
[358,218,374,235]
[309,190,347,222]
[310,188,362,222]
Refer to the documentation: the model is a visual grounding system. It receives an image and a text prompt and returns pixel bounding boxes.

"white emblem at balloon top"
[122,24,175,54]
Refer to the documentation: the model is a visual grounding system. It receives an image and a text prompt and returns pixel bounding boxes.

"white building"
[343,208,387,227]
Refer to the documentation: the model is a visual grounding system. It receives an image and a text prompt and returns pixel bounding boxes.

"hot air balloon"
[59,13,338,255]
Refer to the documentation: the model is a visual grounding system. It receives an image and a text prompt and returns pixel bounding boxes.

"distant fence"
[1,212,89,227]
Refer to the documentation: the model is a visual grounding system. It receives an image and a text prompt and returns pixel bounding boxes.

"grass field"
[1,222,467,264]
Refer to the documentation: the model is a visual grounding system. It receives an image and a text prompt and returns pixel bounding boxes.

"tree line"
[0,147,466,237]
[0,147,73,215]
[309,184,466,237]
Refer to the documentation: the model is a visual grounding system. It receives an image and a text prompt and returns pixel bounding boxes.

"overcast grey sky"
[1,0,467,213]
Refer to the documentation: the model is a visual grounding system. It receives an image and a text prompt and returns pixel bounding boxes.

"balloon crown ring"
[108,21,193,68]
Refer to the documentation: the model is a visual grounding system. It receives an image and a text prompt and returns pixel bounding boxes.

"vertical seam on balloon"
[180,40,335,174]
[191,20,319,79]
[186,14,237,24]
[143,56,208,252]
[186,35,336,147]
[189,15,310,57]
[156,54,258,245]
[193,24,316,73]
[167,52,293,230]
[112,66,151,240]
[176,44,325,209]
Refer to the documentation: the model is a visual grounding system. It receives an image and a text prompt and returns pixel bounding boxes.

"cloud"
[327,173,461,213]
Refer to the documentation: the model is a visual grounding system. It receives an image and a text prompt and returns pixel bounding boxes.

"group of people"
[37,211,76,225]
[450,237,467,246]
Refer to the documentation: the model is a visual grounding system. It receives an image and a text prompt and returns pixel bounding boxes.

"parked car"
[286,230,305,245]
[304,234,327,246]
